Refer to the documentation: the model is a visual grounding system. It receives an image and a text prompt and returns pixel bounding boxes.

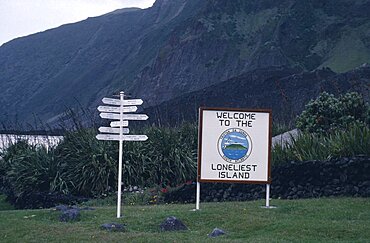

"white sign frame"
[197,107,272,184]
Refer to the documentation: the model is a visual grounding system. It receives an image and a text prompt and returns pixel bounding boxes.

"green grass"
[319,27,370,73]
[0,198,369,242]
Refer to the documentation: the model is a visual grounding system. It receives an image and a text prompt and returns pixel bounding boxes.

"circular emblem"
[217,128,252,164]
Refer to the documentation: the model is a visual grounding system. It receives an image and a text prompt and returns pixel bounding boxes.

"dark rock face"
[160,216,188,231]
[101,223,125,232]
[208,228,226,238]
[144,66,370,125]
[163,156,370,203]
[59,208,80,222]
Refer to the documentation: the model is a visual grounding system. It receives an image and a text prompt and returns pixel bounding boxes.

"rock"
[101,223,125,232]
[55,205,69,212]
[160,216,188,231]
[208,228,226,238]
[59,208,80,222]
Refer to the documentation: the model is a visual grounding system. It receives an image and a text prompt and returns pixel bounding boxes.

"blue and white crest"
[217,128,252,164]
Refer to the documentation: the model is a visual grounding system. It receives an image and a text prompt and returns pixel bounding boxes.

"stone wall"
[163,156,370,203]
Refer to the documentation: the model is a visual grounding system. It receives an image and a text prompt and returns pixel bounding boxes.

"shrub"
[55,129,117,197]
[296,92,368,133]
[0,140,69,208]
[54,123,198,197]
[0,141,31,195]
[272,124,370,164]
[124,124,197,187]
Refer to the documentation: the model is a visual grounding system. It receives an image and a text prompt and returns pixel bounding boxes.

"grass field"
[0,197,369,242]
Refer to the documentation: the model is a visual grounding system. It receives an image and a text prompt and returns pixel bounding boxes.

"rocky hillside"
[0,0,369,125]
[143,66,370,125]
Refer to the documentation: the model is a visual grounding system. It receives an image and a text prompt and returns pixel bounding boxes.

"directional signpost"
[96,91,148,218]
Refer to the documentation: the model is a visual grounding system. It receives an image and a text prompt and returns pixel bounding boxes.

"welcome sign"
[198,107,272,184]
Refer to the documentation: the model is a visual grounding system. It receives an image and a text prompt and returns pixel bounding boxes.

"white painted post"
[117,91,124,218]
[265,184,270,207]
[195,181,200,210]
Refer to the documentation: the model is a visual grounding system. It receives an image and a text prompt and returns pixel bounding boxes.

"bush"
[123,124,197,187]
[54,123,197,197]
[55,129,118,197]
[0,141,70,208]
[296,92,369,133]
[272,124,370,164]
[0,141,31,195]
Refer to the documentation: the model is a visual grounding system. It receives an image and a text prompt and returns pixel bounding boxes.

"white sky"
[0,0,156,46]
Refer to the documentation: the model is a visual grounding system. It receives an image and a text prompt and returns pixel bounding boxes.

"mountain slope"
[0,0,206,124]
[143,66,370,125]
[134,0,370,105]
[0,0,369,125]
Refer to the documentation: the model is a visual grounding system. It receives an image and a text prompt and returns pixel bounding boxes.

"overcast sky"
[0,0,156,46]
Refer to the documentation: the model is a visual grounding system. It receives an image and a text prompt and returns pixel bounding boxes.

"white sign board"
[96,134,148,141]
[98,106,137,113]
[198,107,271,183]
[98,127,129,134]
[110,121,129,127]
[100,113,148,121]
[102,98,143,106]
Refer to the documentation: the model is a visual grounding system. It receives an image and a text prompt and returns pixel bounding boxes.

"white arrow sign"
[122,114,149,121]
[98,106,137,113]
[100,113,120,120]
[102,97,121,105]
[100,113,149,121]
[110,121,129,127]
[96,134,121,141]
[123,99,143,106]
[96,134,148,141]
[122,135,148,141]
[98,127,129,134]
[102,97,143,106]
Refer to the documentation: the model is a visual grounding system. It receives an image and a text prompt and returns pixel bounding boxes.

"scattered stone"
[101,223,125,232]
[160,216,188,231]
[55,205,69,212]
[59,208,80,222]
[208,228,226,237]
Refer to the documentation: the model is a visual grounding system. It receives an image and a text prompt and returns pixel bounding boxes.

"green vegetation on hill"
[224,144,247,150]
[0,198,369,242]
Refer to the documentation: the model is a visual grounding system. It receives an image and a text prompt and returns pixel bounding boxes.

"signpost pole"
[117,91,124,218]
[195,181,200,210]
[265,184,270,207]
